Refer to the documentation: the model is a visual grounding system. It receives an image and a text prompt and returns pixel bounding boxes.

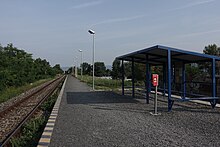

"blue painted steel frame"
[163,64,166,96]
[146,55,150,104]
[117,45,220,111]
[212,58,216,97]
[182,62,186,99]
[117,45,220,62]
[132,58,135,98]
[122,60,125,95]
[149,64,152,94]
[173,63,175,84]
[212,58,216,107]
[167,49,172,111]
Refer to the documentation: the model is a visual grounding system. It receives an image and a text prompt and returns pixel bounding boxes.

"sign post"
[150,74,160,115]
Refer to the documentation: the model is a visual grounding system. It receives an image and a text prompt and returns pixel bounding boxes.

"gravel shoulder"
[50,75,220,147]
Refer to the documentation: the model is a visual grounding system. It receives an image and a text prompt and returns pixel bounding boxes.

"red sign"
[152,74,159,87]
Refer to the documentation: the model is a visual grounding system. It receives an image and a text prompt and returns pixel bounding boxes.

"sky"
[0,0,220,67]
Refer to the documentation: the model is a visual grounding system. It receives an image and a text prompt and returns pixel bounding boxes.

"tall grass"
[0,78,52,104]
[9,89,60,147]
[78,75,132,90]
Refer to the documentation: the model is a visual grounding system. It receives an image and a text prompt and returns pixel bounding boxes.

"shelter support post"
[167,49,173,111]
[149,64,152,95]
[146,55,150,104]
[132,58,135,98]
[163,63,166,96]
[182,62,186,99]
[211,58,217,108]
[173,63,175,84]
[122,60,125,95]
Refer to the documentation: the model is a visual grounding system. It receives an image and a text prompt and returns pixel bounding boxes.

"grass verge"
[77,75,133,90]
[9,82,62,147]
[0,78,53,104]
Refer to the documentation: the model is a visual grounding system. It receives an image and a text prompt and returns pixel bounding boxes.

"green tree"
[203,44,220,56]
[202,44,220,75]
[105,69,111,76]
[65,67,73,74]
[0,43,58,91]
[124,62,132,79]
[82,62,92,75]
[53,64,63,74]
[134,63,145,81]
[94,62,106,77]
[117,61,145,81]
[111,59,121,79]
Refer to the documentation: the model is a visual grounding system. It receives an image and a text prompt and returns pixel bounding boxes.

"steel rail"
[0,76,62,118]
[0,76,65,147]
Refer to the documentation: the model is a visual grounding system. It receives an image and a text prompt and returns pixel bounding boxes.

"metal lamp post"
[78,49,83,78]
[88,29,95,91]
[75,56,78,78]
[72,58,75,75]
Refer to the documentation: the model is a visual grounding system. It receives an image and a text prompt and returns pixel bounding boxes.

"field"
[0,78,52,104]
[77,75,136,90]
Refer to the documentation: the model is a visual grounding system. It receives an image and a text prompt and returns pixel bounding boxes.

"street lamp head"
[88,29,95,90]
[88,29,95,34]
[78,49,82,52]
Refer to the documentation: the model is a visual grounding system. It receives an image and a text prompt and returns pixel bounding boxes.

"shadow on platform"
[66,91,220,114]
[66,91,139,105]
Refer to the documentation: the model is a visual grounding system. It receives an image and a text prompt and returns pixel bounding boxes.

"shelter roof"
[117,45,220,65]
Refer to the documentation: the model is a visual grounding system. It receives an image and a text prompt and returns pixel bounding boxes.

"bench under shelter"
[117,45,220,111]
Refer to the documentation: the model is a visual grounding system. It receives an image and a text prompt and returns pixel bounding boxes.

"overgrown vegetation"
[0,78,51,103]
[77,44,220,97]
[41,89,60,113]
[10,115,46,147]
[9,86,61,147]
[78,75,133,90]
[0,43,63,91]
[0,43,63,102]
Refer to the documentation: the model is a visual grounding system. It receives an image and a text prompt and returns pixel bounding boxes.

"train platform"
[38,75,220,147]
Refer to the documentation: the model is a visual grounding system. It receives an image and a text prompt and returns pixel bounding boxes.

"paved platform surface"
[49,75,220,147]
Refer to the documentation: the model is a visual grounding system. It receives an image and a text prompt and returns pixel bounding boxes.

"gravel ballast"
[49,75,220,147]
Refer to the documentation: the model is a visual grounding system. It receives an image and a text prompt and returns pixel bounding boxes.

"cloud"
[171,0,215,11]
[161,29,220,44]
[71,0,102,9]
[91,14,145,27]
[181,29,220,37]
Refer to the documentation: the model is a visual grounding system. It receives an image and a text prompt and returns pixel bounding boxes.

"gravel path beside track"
[50,75,220,147]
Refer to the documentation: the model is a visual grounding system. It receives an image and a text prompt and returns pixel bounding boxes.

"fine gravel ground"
[49,75,220,147]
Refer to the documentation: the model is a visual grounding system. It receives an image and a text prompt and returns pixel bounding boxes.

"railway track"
[0,75,65,146]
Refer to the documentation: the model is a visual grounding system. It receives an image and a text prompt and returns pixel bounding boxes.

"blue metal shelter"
[117,45,220,111]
